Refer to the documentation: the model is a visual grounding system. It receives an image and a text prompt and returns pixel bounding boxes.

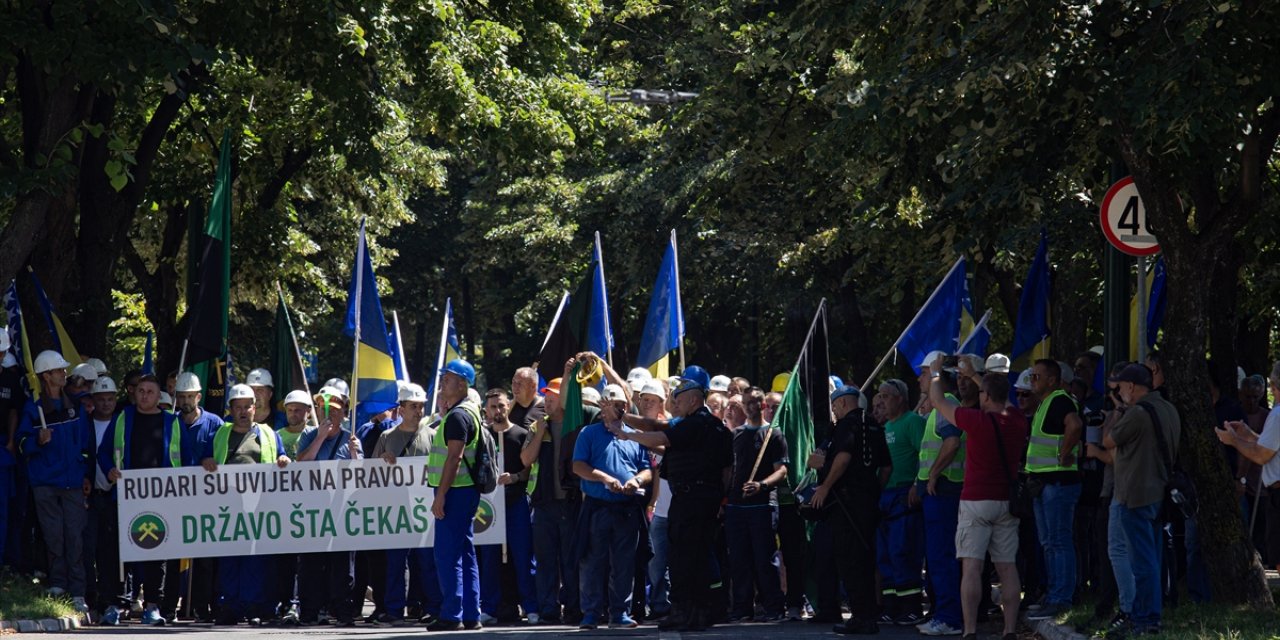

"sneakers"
[72,597,89,614]
[101,606,121,626]
[463,620,484,630]
[1090,612,1133,639]
[610,615,638,629]
[894,611,925,626]
[478,613,499,625]
[917,619,963,636]
[141,606,167,626]
[525,612,541,625]
[1026,602,1068,620]
[425,619,463,631]
[280,605,300,625]
[579,614,599,630]
[785,606,804,622]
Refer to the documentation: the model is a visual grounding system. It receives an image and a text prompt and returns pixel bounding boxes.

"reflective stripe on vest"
[212,423,279,464]
[1024,389,1078,473]
[426,401,481,487]
[112,410,183,471]
[916,394,965,483]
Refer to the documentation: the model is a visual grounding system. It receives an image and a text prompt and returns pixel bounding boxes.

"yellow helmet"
[771,372,791,393]
[576,355,604,388]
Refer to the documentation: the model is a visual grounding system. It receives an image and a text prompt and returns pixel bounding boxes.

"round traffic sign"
[1099,176,1160,256]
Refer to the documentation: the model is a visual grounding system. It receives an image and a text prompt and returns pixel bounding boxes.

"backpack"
[457,401,500,494]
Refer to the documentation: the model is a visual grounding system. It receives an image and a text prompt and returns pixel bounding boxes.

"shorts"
[956,499,1019,563]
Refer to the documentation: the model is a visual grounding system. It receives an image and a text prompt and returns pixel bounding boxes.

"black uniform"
[659,405,732,629]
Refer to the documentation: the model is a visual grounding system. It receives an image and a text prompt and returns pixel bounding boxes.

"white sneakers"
[917,619,963,636]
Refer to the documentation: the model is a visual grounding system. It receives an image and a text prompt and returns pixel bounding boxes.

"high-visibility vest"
[1024,389,1079,474]
[427,401,482,488]
[112,409,182,471]
[916,393,965,484]
[211,423,279,464]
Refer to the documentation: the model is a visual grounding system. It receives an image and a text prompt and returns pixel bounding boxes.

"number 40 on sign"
[1099,176,1160,256]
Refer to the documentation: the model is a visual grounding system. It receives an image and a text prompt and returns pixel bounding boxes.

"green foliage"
[0,571,78,622]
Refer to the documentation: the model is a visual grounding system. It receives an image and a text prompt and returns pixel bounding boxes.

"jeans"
[477,494,537,617]
[0,465,10,570]
[876,486,924,599]
[1183,516,1211,602]
[647,515,671,616]
[532,498,581,619]
[725,506,784,617]
[32,486,87,596]
[434,486,481,623]
[386,548,440,616]
[1033,481,1081,605]
[1114,501,1162,628]
[1107,501,1135,614]
[923,492,962,627]
[578,498,641,620]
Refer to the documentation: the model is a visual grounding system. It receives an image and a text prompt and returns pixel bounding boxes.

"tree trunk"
[1207,241,1245,393]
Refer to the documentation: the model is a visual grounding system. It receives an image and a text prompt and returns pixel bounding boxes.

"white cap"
[1057,361,1075,385]
[626,367,652,383]
[227,383,256,402]
[640,379,666,399]
[323,378,350,399]
[283,389,314,407]
[398,383,428,403]
[91,376,118,394]
[1015,370,1034,391]
[709,375,731,392]
[581,387,601,407]
[602,384,627,403]
[174,372,202,393]
[158,392,173,407]
[84,357,108,376]
[1,352,15,368]
[69,363,98,381]
[246,368,273,387]
[33,350,70,374]
[984,353,1011,374]
[917,350,947,370]
[466,388,482,405]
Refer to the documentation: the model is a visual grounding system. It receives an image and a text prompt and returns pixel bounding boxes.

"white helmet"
[709,375,731,393]
[174,372,202,393]
[227,383,256,402]
[581,387,601,407]
[1,352,15,368]
[246,368,273,387]
[69,363,99,381]
[158,392,174,407]
[283,389,314,407]
[917,350,948,371]
[323,378,350,399]
[984,353,1011,374]
[33,350,70,374]
[91,376,118,394]
[398,383,427,404]
[1057,361,1075,385]
[84,357,108,376]
[1014,369,1034,392]
[626,367,652,384]
[639,379,666,400]
[602,384,627,403]
[466,388,482,405]
[628,377,646,394]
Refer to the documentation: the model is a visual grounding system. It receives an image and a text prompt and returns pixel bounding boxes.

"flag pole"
[430,298,451,417]
[858,257,965,393]
[539,293,569,354]
[349,221,365,435]
[958,308,992,354]
[594,231,614,368]
[391,310,409,383]
[671,229,686,372]
[278,283,320,428]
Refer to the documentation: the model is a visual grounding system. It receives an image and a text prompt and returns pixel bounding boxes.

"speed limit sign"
[1099,176,1160,256]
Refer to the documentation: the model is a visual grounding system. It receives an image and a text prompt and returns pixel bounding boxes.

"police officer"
[201,384,290,625]
[426,359,485,631]
[610,365,731,631]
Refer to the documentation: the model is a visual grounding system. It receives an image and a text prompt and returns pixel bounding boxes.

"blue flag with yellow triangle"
[344,220,398,421]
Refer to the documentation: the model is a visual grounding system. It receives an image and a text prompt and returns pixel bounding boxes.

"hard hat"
[1089,345,1105,356]
[917,350,948,371]
[640,379,666,400]
[158,392,174,407]
[0,330,7,354]
[69,363,98,381]
[246,368,273,387]
[828,375,844,394]
[227,384,256,402]
[466,388,482,405]
[602,384,627,403]
[575,356,603,387]
[770,372,791,393]
[33,350,70,374]
[680,366,711,391]
[666,376,683,390]
[628,377,646,394]
[443,359,476,387]
[626,367,652,384]
[323,378,350,399]
[985,353,1011,374]
[398,383,427,404]
[1057,361,1075,385]
[84,357,108,376]
[540,378,562,396]
[581,387,601,407]
[960,354,986,373]
[709,375,731,393]
[314,386,347,408]
[831,385,861,404]
[283,389,314,407]
[1014,370,1034,391]
[1,352,15,368]
[91,376,118,394]
[174,372,202,393]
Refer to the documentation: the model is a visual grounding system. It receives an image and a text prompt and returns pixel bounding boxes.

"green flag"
[772,300,830,489]
[561,362,584,438]
[272,290,308,415]
[186,130,232,414]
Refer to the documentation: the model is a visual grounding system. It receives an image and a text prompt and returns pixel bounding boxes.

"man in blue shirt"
[172,372,222,622]
[572,384,652,630]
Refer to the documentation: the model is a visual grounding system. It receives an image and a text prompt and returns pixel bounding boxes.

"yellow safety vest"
[211,423,279,464]
[1024,389,1079,474]
[112,410,182,471]
[916,393,965,484]
[427,401,481,488]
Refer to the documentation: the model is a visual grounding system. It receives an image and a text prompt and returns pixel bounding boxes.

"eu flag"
[345,220,398,420]
[28,268,83,368]
[897,258,970,374]
[636,230,684,372]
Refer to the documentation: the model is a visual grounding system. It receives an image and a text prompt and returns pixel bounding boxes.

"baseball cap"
[1108,363,1153,388]
[540,378,562,396]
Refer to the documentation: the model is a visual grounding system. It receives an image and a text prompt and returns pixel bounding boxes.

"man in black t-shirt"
[477,388,537,623]
[724,386,789,621]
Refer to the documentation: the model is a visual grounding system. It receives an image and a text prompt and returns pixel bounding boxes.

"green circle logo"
[473,499,495,534]
[129,513,167,550]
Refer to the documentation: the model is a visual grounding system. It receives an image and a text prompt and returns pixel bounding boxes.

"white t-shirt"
[1257,406,1280,487]
[93,417,112,491]
[652,452,672,518]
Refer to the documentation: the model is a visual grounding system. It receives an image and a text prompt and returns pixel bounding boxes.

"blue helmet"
[830,385,861,404]
[829,375,844,390]
[443,359,476,387]
[679,365,711,392]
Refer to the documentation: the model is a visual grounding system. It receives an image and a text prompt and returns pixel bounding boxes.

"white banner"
[116,459,507,562]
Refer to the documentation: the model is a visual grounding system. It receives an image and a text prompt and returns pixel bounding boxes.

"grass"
[1054,596,1280,640]
[0,571,79,622]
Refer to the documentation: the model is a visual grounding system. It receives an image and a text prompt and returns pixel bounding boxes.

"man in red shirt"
[928,357,1028,640]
